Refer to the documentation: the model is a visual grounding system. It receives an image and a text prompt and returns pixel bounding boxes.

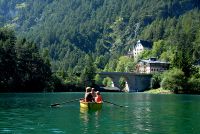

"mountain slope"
[0,0,200,72]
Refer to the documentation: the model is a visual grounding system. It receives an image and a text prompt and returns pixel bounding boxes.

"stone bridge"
[98,72,152,92]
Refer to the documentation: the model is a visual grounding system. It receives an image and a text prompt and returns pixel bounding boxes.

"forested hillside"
[0,0,200,92]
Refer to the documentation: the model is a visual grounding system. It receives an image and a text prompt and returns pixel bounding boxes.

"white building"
[128,40,152,59]
[136,58,170,74]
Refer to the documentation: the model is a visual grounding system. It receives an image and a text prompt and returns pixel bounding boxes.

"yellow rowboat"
[80,101,103,111]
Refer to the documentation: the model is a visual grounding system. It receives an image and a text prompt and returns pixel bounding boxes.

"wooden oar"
[51,98,80,107]
[104,100,128,108]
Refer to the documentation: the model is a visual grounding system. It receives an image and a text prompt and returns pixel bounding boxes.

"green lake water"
[0,92,200,134]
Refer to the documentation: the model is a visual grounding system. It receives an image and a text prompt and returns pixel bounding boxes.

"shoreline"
[144,88,173,94]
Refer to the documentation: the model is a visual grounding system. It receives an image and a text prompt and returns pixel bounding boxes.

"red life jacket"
[95,95,102,103]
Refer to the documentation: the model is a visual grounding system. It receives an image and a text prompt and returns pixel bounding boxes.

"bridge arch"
[106,76,130,92]
[98,72,152,92]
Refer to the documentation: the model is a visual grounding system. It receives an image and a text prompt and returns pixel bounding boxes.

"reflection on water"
[80,107,89,125]
[134,94,152,133]
[79,107,102,134]
[1,93,200,133]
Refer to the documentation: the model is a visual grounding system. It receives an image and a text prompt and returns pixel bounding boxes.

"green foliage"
[102,77,112,87]
[80,55,96,87]
[94,74,103,86]
[193,29,200,63]
[119,77,126,89]
[1,0,199,75]
[151,40,166,58]
[15,39,52,91]
[116,56,135,72]
[0,28,52,92]
[188,77,200,93]
[187,67,200,93]
[151,73,162,89]
[0,28,17,91]
[138,49,151,60]
[171,32,195,77]
[161,68,186,93]
[1,1,200,93]
[104,58,118,72]
[94,55,109,70]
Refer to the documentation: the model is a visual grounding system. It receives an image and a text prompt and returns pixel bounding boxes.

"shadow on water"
[79,107,102,134]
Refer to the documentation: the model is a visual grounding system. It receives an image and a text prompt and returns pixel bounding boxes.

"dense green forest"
[0,0,200,93]
[0,28,52,92]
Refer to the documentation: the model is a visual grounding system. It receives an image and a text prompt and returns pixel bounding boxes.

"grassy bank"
[145,88,173,94]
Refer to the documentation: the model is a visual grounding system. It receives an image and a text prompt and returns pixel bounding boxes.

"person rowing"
[84,87,94,102]
[91,88,96,98]
[95,91,103,103]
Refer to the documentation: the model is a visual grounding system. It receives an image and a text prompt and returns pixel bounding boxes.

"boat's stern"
[80,101,103,111]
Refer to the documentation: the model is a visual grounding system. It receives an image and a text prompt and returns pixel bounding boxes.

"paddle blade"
[50,98,81,107]
[51,103,60,107]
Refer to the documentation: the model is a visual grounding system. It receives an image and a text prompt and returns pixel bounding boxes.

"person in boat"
[95,91,103,103]
[91,88,96,98]
[84,87,95,102]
